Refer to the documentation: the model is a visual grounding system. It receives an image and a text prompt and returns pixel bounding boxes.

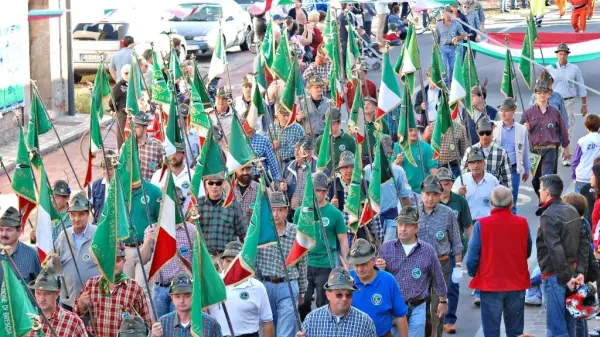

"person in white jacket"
[572,114,600,193]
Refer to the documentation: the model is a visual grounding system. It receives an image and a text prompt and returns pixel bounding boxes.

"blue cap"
[273,14,284,20]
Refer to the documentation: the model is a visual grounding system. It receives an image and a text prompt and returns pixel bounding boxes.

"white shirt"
[426,87,440,123]
[452,172,499,220]
[150,165,194,211]
[402,242,417,256]
[208,277,273,335]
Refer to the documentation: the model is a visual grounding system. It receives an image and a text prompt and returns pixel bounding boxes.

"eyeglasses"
[334,292,353,299]
[207,181,224,186]
[478,131,492,136]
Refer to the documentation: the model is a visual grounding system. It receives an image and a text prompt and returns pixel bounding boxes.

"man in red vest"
[466,185,532,337]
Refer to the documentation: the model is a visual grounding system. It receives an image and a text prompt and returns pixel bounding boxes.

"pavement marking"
[516,193,532,206]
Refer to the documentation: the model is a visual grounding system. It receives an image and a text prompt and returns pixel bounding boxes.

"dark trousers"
[532,148,557,200]
[115,111,127,149]
[426,258,452,337]
[400,2,409,18]
[299,266,332,321]
[445,254,460,325]
[480,291,526,337]
[364,20,373,36]
[439,160,461,180]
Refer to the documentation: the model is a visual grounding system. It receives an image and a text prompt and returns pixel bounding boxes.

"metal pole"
[65,0,75,116]
[505,38,528,115]
[1,249,60,337]
[447,111,465,185]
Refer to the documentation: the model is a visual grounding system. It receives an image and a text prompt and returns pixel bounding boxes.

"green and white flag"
[519,14,538,89]
[0,260,39,337]
[272,32,291,80]
[261,18,276,71]
[243,79,265,133]
[501,49,516,98]
[37,163,60,263]
[208,29,227,81]
[449,47,466,106]
[345,19,361,80]
[316,109,332,172]
[463,43,479,115]
[254,52,268,93]
[323,6,342,77]
[398,85,417,167]
[91,61,112,119]
[152,49,170,105]
[376,51,402,120]
[344,138,363,233]
[395,24,420,93]
[165,92,183,157]
[170,44,183,82]
[225,113,255,174]
[125,55,144,115]
[430,42,446,89]
[432,92,453,159]
[11,127,37,229]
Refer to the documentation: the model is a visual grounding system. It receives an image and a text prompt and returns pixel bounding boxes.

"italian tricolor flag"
[449,47,466,107]
[37,164,60,262]
[377,51,402,120]
[243,79,264,133]
[286,165,317,266]
[149,171,182,279]
[280,58,300,128]
[225,113,255,173]
[360,137,393,227]
[164,94,182,157]
[11,127,37,229]
[208,29,227,81]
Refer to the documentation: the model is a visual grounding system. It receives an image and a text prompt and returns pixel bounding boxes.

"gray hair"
[539,174,564,198]
[120,64,131,78]
[490,185,513,208]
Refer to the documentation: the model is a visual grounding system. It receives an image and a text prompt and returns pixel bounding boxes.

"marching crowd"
[1,1,599,337]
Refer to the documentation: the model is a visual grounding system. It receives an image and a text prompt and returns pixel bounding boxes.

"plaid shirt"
[146,222,196,283]
[234,180,259,225]
[302,60,333,87]
[270,123,305,162]
[0,242,40,289]
[438,122,469,165]
[75,276,152,337]
[197,196,247,254]
[290,163,309,210]
[418,202,463,257]
[461,143,512,188]
[378,239,447,302]
[138,135,165,181]
[24,306,87,337]
[159,311,222,337]
[249,133,281,181]
[52,212,72,243]
[256,223,308,295]
[302,305,378,337]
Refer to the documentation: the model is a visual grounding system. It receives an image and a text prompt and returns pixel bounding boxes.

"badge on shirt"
[450,144,455,151]
[547,122,554,129]
[483,197,491,206]
[141,195,150,205]
[240,291,250,300]
[339,144,346,151]
[371,293,383,306]
[412,268,422,279]
[150,161,158,170]
[83,254,91,262]
[179,247,190,256]
[518,144,523,150]
[452,210,459,219]
[182,182,190,189]
[436,231,445,241]
[121,312,131,319]
[322,217,330,227]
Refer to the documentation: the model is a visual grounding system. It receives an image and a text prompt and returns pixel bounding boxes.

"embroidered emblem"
[322,217,330,226]
[412,268,422,279]
[339,145,346,151]
[240,291,249,300]
[179,247,190,256]
[82,254,91,262]
[150,161,157,170]
[483,197,490,206]
[371,293,383,305]
[182,182,190,189]
[121,312,131,319]
[141,195,150,204]
[453,210,459,218]
[436,231,445,241]
[547,122,554,129]
[450,144,455,151]
[518,143,523,150]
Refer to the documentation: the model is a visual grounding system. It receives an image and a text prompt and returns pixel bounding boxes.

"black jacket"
[414,85,441,127]
[536,199,590,285]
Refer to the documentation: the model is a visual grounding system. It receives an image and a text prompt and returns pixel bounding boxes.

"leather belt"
[533,144,557,150]
[124,242,141,248]
[564,96,575,100]
[439,254,449,261]
[263,277,286,284]
[443,43,455,46]
[156,282,170,288]
[406,298,427,307]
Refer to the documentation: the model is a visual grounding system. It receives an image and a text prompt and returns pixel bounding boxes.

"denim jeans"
[575,181,588,194]
[440,45,457,83]
[501,0,516,9]
[264,280,299,337]
[384,219,397,243]
[445,254,460,325]
[153,285,176,318]
[576,320,589,337]
[480,291,525,337]
[392,302,426,337]
[542,275,577,337]
[511,165,520,214]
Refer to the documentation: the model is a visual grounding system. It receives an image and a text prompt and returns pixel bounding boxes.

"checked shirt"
[159,311,222,337]
[302,305,378,337]
[234,180,259,225]
[270,122,305,162]
[256,222,308,295]
[249,133,281,181]
[438,121,469,166]
[138,135,165,181]
[196,196,247,254]
[461,143,512,189]
[75,276,152,337]
[24,306,87,337]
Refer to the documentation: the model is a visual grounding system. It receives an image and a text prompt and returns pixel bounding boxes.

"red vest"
[469,208,531,291]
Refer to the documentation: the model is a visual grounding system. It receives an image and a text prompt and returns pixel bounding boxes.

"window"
[73,23,128,41]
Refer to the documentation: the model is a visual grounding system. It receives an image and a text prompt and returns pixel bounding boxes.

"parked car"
[169,0,252,57]
[73,7,187,77]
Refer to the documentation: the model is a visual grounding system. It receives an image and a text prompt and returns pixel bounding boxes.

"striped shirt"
[249,133,281,181]
[234,180,259,225]
[438,121,469,165]
[461,143,512,189]
[378,239,447,302]
[302,305,378,337]
[159,311,222,337]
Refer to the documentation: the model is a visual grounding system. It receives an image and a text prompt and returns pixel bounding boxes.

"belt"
[406,298,427,307]
[564,96,575,100]
[574,4,587,9]
[440,159,459,167]
[443,43,455,46]
[263,277,286,284]
[439,254,449,261]
[124,242,141,247]
[156,282,170,288]
[533,144,558,150]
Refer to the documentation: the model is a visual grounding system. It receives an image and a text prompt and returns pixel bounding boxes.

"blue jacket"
[88,178,106,221]
[464,106,498,146]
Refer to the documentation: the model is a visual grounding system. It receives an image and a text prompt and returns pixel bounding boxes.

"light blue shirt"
[452,172,499,221]
[546,62,587,99]
[72,223,90,251]
[109,48,134,82]
[500,121,531,173]
[364,164,411,213]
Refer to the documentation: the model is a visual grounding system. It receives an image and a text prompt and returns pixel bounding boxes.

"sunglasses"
[478,131,492,136]
[333,292,353,299]
[207,181,224,186]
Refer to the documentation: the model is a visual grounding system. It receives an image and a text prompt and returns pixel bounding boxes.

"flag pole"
[0,156,36,230]
[30,83,84,191]
[327,104,339,198]
[0,248,60,337]
[505,35,527,116]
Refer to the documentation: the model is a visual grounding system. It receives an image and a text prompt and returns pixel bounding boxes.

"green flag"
[279,57,299,124]
[430,42,446,89]
[165,92,183,157]
[91,173,130,284]
[344,138,363,233]
[27,87,53,168]
[208,30,227,81]
[398,85,417,167]
[190,128,225,201]
[395,24,420,93]
[85,72,106,188]
[125,56,144,115]
[151,49,170,105]
[463,43,479,114]
[91,61,111,119]
[37,163,61,262]
[11,127,37,228]
[170,45,183,81]
[117,122,142,209]
[501,49,516,98]
[271,33,291,80]
[345,19,361,80]
[0,260,39,337]
[225,113,256,174]
[261,18,276,71]
[323,6,342,78]
[191,230,227,337]
[431,92,453,158]
[519,14,538,89]
[316,108,332,172]
[191,61,213,107]
[254,53,267,93]
[449,47,466,106]
[361,136,393,226]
